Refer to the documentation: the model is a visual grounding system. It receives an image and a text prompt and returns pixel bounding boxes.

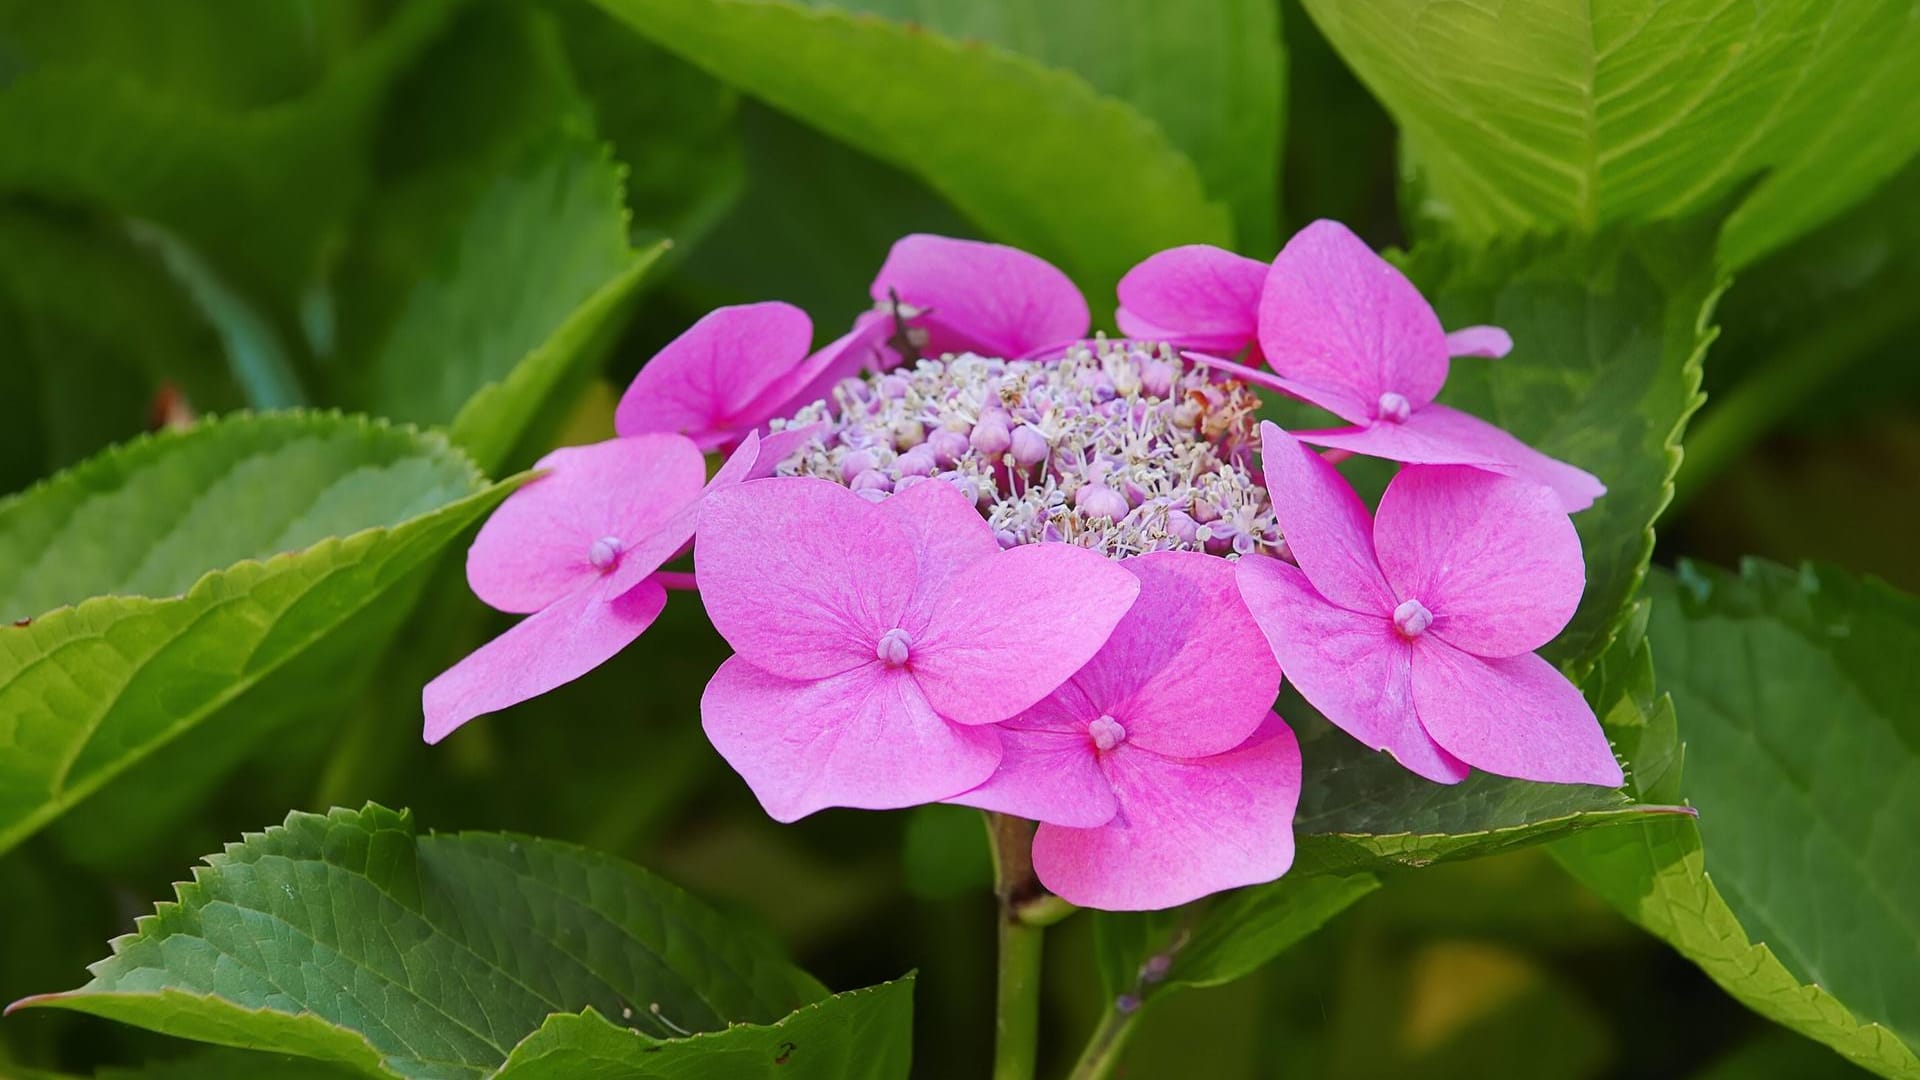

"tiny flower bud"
[1393,598,1433,638]
[839,450,877,483]
[1009,425,1050,467]
[1088,714,1127,751]
[970,413,1012,455]
[588,536,623,571]
[875,627,913,666]
[1377,391,1412,424]
[1078,485,1129,522]
[894,447,937,477]
[1165,509,1200,544]
[891,418,926,449]
[927,428,970,466]
[1140,954,1172,983]
[851,469,893,493]
[880,374,912,399]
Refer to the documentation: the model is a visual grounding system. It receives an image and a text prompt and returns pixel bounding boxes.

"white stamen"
[1088,714,1127,752]
[1393,598,1433,638]
[1377,392,1412,423]
[876,627,914,666]
[588,536,624,571]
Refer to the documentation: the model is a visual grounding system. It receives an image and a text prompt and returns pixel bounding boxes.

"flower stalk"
[986,812,1050,1080]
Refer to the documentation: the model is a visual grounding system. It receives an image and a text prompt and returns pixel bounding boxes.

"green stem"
[1066,1005,1138,1080]
[1673,286,1917,512]
[985,812,1048,1080]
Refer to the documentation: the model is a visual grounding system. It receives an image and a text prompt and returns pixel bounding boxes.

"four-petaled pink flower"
[423,434,708,744]
[696,476,1139,821]
[1236,425,1621,786]
[1254,220,1602,511]
[949,552,1300,910]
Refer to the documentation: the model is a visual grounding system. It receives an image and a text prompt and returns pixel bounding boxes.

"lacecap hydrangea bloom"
[423,225,1620,911]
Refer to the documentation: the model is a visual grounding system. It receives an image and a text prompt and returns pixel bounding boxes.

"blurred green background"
[1,0,1916,1077]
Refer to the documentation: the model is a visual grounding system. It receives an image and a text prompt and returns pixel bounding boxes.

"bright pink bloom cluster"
[424,224,1620,910]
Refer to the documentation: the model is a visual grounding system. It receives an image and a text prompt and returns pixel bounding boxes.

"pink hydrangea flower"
[423,428,813,744]
[695,476,1139,821]
[948,552,1300,910]
[1253,220,1602,511]
[1115,244,1268,355]
[1235,424,1622,787]
[423,434,708,744]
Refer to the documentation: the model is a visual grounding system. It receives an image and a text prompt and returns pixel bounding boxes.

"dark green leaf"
[492,978,913,1078]
[0,413,509,856]
[1554,561,1920,1078]
[588,0,1231,310]
[15,805,829,1080]
[1302,0,1920,267]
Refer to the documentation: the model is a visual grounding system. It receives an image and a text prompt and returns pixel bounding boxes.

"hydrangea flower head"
[696,475,1139,821]
[1236,424,1621,786]
[948,552,1300,909]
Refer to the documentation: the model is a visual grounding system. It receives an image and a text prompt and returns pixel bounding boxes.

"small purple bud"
[894,447,937,477]
[1393,598,1433,638]
[894,474,927,492]
[875,627,913,666]
[1166,509,1200,544]
[839,450,877,483]
[1088,714,1127,751]
[880,374,911,399]
[1116,994,1143,1016]
[1140,954,1173,983]
[1191,499,1222,524]
[970,413,1012,455]
[851,468,893,493]
[1078,485,1129,522]
[939,472,981,505]
[856,488,888,503]
[1123,479,1148,507]
[1009,425,1050,467]
[1377,391,1412,424]
[588,536,623,571]
[994,529,1019,549]
[928,428,970,466]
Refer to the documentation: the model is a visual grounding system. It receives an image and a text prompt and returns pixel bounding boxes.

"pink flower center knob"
[1392,598,1433,638]
[588,535,624,572]
[1376,392,1412,424]
[875,627,914,667]
[1087,714,1128,752]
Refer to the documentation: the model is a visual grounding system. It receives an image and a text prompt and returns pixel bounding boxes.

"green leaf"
[1554,561,1920,1079]
[798,0,1283,250]
[1300,0,1920,268]
[1289,701,1682,877]
[0,413,509,856]
[1401,218,1721,671]
[492,979,913,1078]
[14,805,830,1080]
[1093,873,1378,1004]
[588,0,1231,309]
[0,0,457,315]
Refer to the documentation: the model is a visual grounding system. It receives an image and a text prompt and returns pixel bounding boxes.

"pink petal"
[1445,325,1513,358]
[912,543,1140,725]
[1257,219,1449,413]
[1412,640,1623,786]
[945,695,1118,828]
[765,311,899,419]
[1398,404,1605,512]
[874,234,1090,358]
[1255,423,1394,614]
[1067,551,1279,759]
[1115,245,1267,353]
[696,477,917,679]
[1032,713,1302,910]
[1235,556,1468,783]
[615,303,814,449]
[701,655,1003,821]
[466,435,707,614]
[1373,465,1584,658]
[424,578,667,744]
[1291,419,1512,471]
[876,475,1003,612]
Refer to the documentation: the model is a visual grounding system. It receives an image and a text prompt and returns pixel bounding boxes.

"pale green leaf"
[493,979,913,1078]
[588,0,1232,309]
[1302,0,1920,267]
[0,413,509,856]
[1554,561,1920,1079]
[14,805,829,1080]
[796,0,1283,250]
